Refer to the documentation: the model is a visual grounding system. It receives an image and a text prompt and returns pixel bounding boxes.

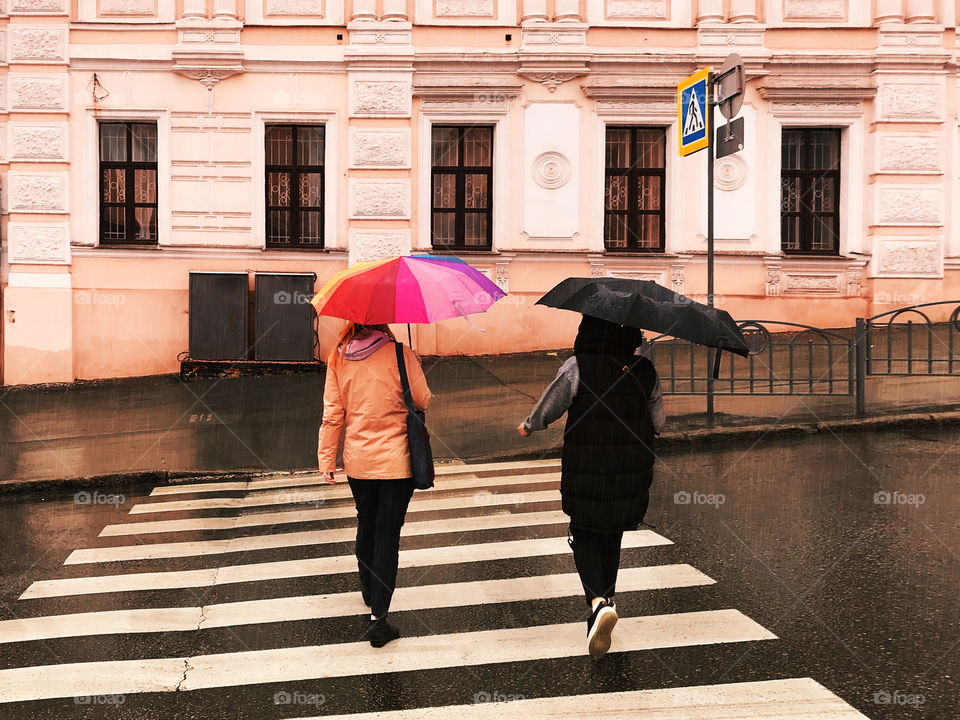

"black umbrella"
[536,277,750,375]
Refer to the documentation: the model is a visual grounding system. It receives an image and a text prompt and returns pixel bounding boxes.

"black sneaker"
[586,599,618,660]
[365,616,400,648]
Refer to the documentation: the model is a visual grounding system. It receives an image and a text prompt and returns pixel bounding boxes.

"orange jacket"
[317,342,432,480]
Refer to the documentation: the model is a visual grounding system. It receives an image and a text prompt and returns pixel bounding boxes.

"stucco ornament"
[878,188,942,225]
[531,151,572,189]
[783,0,844,18]
[607,0,667,19]
[878,242,940,275]
[11,125,66,160]
[436,0,495,16]
[10,0,66,12]
[9,174,67,212]
[10,76,65,110]
[352,182,407,217]
[352,131,407,167]
[353,80,410,116]
[9,224,69,264]
[266,0,325,15]
[879,136,941,173]
[880,84,941,121]
[765,267,781,296]
[350,232,407,264]
[100,0,155,14]
[10,28,67,62]
[846,270,863,297]
[714,155,747,191]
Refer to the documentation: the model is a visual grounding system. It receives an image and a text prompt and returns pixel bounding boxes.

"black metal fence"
[643,301,960,416]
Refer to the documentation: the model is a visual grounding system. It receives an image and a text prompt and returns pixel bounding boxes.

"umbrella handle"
[712,346,723,379]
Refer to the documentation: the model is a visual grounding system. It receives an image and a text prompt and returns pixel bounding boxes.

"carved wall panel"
[348,230,410,265]
[7,172,68,213]
[782,271,844,295]
[350,77,412,118]
[349,179,410,219]
[879,84,943,122]
[876,239,941,276]
[877,135,942,174]
[100,0,157,14]
[7,222,70,264]
[265,0,325,15]
[606,0,667,18]
[8,74,67,111]
[876,186,942,225]
[436,0,495,16]
[349,128,410,168]
[783,0,845,19]
[9,27,68,63]
[9,0,67,14]
[9,123,67,161]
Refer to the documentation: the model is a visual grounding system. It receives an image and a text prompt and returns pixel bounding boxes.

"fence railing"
[642,301,960,416]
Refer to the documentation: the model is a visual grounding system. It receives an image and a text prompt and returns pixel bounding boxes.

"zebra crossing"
[0,460,871,717]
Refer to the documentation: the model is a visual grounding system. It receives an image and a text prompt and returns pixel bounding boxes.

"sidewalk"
[2,351,959,489]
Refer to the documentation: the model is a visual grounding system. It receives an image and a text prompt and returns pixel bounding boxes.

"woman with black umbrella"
[517,314,665,660]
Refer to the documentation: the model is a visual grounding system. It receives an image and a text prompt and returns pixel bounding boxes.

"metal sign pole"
[706,71,715,421]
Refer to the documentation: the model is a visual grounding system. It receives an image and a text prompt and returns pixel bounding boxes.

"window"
[265,124,325,249]
[431,125,493,250]
[604,127,666,252]
[99,122,158,245]
[781,128,840,254]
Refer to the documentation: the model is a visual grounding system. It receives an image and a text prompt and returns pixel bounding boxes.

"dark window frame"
[603,125,667,254]
[264,123,326,250]
[780,127,841,256]
[430,124,494,251]
[99,121,158,246]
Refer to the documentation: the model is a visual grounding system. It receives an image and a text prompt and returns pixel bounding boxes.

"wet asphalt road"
[0,427,956,718]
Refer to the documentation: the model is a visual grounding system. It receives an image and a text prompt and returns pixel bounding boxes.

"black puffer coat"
[561,316,658,534]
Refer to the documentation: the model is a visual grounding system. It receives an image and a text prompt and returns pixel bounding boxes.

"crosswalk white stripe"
[310,678,870,720]
[21,532,672,599]
[146,460,562,498]
[0,610,775,703]
[129,472,560,515]
[0,565,713,643]
[69,509,569,565]
[101,489,560,537]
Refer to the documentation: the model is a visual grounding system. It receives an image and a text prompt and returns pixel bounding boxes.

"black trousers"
[348,477,415,619]
[570,527,624,606]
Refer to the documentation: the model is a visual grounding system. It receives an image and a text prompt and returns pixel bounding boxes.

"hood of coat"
[340,330,391,361]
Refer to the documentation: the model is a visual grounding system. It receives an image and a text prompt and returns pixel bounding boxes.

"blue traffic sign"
[678,67,710,156]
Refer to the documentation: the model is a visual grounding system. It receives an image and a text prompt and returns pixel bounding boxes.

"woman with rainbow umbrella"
[313,254,505,647]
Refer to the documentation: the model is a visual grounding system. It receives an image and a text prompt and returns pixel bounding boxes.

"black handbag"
[395,342,435,490]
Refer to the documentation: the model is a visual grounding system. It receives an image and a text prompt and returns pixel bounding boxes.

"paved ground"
[0,429,955,718]
[2,352,959,486]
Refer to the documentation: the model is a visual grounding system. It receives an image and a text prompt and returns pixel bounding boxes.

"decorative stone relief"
[878,136,942,174]
[9,27,67,63]
[877,240,940,276]
[531,151,571,189]
[10,0,66,13]
[351,79,411,117]
[846,269,862,297]
[349,179,410,218]
[670,265,685,295]
[9,75,66,111]
[419,96,511,113]
[495,262,510,292]
[8,172,67,213]
[766,266,781,296]
[589,263,605,278]
[436,0,495,16]
[349,129,409,168]
[266,0,325,15]
[783,0,845,19]
[770,101,862,118]
[348,230,409,265]
[9,124,67,161]
[608,269,665,283]
[7,223,69,264]
[783,272,843,295]
[606,0,667,18]
[100,0,155,14]
[880,84,942,122]
[714,155,747,191]
[876,187,942,225]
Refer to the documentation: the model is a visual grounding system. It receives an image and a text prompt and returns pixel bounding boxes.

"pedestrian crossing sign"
[678,67,710,156]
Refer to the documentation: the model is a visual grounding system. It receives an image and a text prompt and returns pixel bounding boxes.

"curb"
[3,409,959,496]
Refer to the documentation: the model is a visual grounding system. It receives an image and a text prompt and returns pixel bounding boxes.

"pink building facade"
[1,0,959,384]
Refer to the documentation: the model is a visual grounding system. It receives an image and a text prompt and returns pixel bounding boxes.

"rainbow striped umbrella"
[311,254,507,324]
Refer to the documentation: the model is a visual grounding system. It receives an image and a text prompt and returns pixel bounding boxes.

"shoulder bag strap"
[395,342,416,414]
